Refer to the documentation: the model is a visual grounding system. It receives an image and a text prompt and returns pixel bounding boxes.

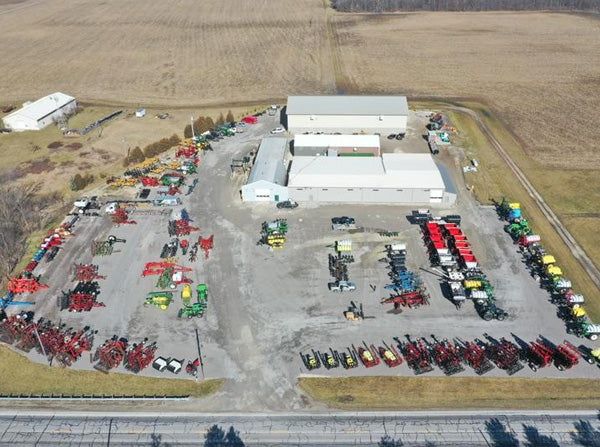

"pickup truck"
[328,281,356,292]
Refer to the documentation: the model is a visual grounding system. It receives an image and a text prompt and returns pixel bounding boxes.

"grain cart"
[300,350,321,370]
[145,292,173,310]
[318,349,340,369]
[93,336,128,372]
[396,336,433,375]
[455,338,494,375]
[428,336,464,376]
[521,339,554,371]
[371,341,402,367]
[480,334,523,375]
[353,342,380,368]
[553,340,581,371]
[124,340,157,373]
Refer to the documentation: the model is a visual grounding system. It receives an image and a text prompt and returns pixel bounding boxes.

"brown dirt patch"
[15,157,56,176]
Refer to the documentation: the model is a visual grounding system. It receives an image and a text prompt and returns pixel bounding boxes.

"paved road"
[0,410,598,446]
[451,106,600,293]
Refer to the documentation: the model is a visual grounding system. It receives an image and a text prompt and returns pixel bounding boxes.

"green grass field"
[0,345,224,396]
[299,377,600,410]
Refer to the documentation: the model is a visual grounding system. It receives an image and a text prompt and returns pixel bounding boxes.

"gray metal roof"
[247,138,287,186]
[287,95,408,116]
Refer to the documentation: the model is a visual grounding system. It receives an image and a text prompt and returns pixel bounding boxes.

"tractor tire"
[497,313,506,321]
[590,334,599,341]
[482,311,493,321]
[557,365,565,371]
[529,363,537,372]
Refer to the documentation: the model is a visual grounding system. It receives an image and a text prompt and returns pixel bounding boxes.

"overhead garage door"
[317,188,362,202]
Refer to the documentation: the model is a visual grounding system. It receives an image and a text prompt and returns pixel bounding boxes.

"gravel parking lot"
[15,110,600,412]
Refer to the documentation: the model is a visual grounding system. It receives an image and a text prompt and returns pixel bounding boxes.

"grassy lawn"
[299,377,600,410]
[0,345,224,397]
[439,106,600,321]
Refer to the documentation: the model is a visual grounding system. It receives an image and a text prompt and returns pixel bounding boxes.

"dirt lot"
[0,0,333,106]
[8,111,598,413]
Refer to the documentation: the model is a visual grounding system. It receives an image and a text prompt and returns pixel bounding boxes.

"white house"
[2,92,77,131]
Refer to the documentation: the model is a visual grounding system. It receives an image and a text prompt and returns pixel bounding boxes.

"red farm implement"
[140,176,160,187]
[374,341,402,367]
[199,235,214,259]
[428,337,464,376]
[176,146,197,158]
[455,339,494,375]
[124,340,157,373]
[73,264,105,282]
[111,209,137,225]
[396,336,433,375]
[553,340,580,371]
[58,282,103,312]
[15,320,40,352]
[141,262,192,277]
[353,342,381,368]
[480,334,524,375]
[37,320,94,366]
[93,336,129,372]
[7,275,49,295]
[381,290,429,310]
[522,339,554,371]
[168,219,200,237]
[0,311,34,344]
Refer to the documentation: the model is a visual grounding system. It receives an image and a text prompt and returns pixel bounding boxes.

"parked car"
[236,121,246,127]
[387,134,397,140]
[270,127,285,134]
[332,216,356,225]
[276,200,298,209]
[395,133,405,140]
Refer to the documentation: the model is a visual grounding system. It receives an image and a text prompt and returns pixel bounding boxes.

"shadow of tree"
[570,420,600,447]
[379,434,403,446]
[204,425,245,447]
[485,418,520,447]
[522,425,559,447]
[151,433,171,447]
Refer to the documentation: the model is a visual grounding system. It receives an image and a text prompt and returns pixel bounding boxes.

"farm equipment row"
[300,333,597,375]
[418,215,508,320]
[380,242,430,310]
[0,311,94,367]
[496,197,599,341]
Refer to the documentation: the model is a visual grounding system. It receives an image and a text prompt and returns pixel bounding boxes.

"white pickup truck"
[328,281,356,292]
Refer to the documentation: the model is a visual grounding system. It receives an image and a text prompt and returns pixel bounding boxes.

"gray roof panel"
[247,138,287,185]
[287,95,408,116]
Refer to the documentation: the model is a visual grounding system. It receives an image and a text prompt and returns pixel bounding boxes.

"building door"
[274,195,279,202]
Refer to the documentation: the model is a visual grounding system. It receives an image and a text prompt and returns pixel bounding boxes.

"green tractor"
[145,291,173,310]
[178,284,208,319]
[507,220,531,238]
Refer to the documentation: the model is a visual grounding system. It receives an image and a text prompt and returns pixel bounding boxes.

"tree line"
[332,0,600,12]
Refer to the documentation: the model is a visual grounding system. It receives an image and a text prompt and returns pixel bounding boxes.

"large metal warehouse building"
[2,92,77,131]
[293,134,380,157]
[241,138,289,202]
[287,153,456,204]
[286,95,408,135]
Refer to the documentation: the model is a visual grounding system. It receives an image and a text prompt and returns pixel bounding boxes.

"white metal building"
[288,153,456,204]
[286,95,408,135]
[293,134,380,157]
[2,92,77,131]
[241,138,289,202]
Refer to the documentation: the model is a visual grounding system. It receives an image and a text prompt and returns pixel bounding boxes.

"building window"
[378,115,384,121]
[372,189,379,191]
[347,189,354,191]
[322,188,329,191]
[396,189,403,192]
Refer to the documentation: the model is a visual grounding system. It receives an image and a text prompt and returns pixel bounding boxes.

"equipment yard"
[1,107,598,412]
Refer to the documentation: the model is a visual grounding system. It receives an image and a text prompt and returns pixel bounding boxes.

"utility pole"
[195,328,205,380]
